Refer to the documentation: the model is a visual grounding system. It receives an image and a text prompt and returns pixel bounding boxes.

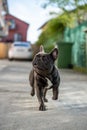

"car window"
[14,43,31,47]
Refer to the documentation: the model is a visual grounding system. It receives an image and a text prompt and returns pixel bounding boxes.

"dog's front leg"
[34,72,46,111]
[36,85,46,111]
[29,70,35,96]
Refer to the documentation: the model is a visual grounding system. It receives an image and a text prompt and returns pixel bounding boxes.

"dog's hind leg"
[52,86,59,100]
[43,88,48,102]
[43,85,53,102]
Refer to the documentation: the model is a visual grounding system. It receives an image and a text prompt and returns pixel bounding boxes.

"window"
[14,33,22,41]
[8,19,16,29]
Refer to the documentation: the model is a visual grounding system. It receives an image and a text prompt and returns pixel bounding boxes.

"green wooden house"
[64,21,87,72]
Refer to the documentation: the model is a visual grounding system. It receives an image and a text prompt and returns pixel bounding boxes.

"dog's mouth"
[33,64,37,68]
[33,62,37,68]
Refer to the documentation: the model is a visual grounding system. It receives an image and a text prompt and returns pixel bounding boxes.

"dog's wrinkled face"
[32,45,58,73]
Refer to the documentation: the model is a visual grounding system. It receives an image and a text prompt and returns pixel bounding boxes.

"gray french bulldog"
[29,45,60,111]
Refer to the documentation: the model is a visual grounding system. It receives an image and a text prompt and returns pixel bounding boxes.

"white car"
[8,41,33,60]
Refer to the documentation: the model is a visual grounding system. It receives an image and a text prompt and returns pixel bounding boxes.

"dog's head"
[32,45,58,73]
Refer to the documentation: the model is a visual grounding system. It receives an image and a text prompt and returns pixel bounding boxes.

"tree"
[42,0,87,11]
[36,12,75,52]
[36,0,87,52]
[42,0,87,23]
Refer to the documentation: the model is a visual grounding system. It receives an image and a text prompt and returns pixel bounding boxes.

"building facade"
[64,21,87,72]
[0,0,8,37]
[1,14,29,42]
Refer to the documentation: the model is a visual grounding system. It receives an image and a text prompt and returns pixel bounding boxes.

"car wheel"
[8,58,13,61]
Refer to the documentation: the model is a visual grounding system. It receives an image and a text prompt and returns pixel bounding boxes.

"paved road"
[0,60,87,130]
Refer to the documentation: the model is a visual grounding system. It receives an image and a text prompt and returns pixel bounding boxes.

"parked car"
[8,41,33,60]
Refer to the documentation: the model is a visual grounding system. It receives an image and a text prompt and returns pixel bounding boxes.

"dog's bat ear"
[50,48,58,60]
[39,45,44,52]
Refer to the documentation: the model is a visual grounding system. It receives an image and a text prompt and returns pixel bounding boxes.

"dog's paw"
[52,96,58,100]
[44,98,48,102]
[39,104,46,111]
[30,90,35,96]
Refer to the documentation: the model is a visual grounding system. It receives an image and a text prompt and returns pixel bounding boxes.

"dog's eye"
[37,55,41,59]
[42,56,46,60]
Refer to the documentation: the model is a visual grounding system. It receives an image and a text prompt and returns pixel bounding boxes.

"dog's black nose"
[34,63,37,65]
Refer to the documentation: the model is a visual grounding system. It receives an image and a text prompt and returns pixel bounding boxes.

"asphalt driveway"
[0,60,87,130]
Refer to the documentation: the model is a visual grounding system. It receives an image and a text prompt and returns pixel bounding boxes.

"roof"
[5,14,29,26]
[38,21,48,30]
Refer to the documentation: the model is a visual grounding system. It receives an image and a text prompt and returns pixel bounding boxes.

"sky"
[8,0,60,43]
